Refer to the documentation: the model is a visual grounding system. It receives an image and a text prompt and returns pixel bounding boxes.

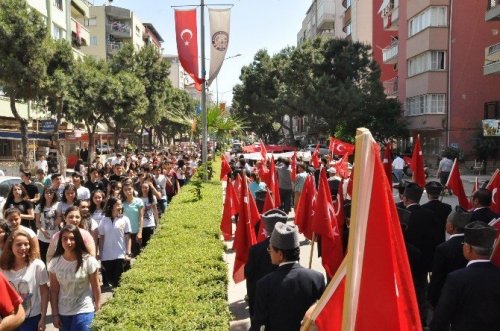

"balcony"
[71,17,90,46]
[486,0,500,21]
[379,0,399,30]
[383,77,399,98]
[107,42,124,55]
[382,40,399,64]
[71,0,91,18]
[484,42,500,75]
[107,21,132,38]
[106,6,132,20]
[342,0,352,9]
[317,0,335,30]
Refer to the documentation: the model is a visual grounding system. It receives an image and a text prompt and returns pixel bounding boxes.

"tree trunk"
[87,125,96,167]
[10,95,30,170]
[138,126,144,151]
[53,97,67,177]
[149,126,154,149]
[113,126,120,152]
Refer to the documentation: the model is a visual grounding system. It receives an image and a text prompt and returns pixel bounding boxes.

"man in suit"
[252,223,325,331]
[430,221,500,331]
[427,207,469,308]
[403,182,442,325]
[422,181,452,243]
[470,189,499,224]
[245,209,286,321]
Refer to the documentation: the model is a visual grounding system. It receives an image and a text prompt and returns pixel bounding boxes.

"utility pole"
[200,0,208,180]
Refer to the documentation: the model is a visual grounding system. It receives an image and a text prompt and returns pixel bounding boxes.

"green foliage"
[92,161,230,331]
[474,132,500,161]
[232,38,407,143]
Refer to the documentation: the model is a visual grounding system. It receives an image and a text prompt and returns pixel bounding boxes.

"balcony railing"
[317,0,335,30]
[107,42,123,54]
[383,77,399,97]
[486,0,500,21]
[71,17,90,46]
[379,0,399,30]
[107,21,132,38]
[382,40,399,64]
[484,42,500,75]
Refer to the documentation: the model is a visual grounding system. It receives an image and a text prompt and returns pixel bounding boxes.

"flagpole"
[308,233,316,269]
[200,0,208,180]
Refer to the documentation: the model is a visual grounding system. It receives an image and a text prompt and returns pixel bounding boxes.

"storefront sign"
[482,119,500,136]
[39,120,56,132]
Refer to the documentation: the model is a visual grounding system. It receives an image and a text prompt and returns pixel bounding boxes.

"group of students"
[0,148,199,331]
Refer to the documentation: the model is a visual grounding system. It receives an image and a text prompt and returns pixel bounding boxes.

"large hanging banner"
[174,9,202,90]
[207,8,231,86]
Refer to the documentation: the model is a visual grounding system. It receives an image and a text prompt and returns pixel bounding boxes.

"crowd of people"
[0,147,200,331]
[226,152,500,331]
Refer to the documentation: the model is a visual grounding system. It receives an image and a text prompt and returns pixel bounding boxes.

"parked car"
[0,176,22,221]
[230,142,243,154]
[96,144,113,155]
[304,144,330,156]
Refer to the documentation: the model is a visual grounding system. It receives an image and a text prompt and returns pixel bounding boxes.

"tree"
[0,0,50,168]
[43,39,76,176]
[156,88,196,145]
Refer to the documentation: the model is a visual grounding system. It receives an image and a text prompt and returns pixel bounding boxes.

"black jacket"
[421,199,452,243]
[471,207,499,224]
[405,204,442,272]
[244,237,278,316]
[252,263,325,331]
[430,262,500,331]
[427,235,468,307]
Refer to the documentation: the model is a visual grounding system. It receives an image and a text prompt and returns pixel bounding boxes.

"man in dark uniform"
[251,223,325,331]
[430,221,500,331]
[422,181,452,243]
[427,207,469,308]
[403,182,442,325]
[245,209,286,322]
[470,189,499,224]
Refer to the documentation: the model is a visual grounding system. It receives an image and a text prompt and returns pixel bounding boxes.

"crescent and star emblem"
[336,145,345,153]
[492,188,498,205]
[180,29,193,46]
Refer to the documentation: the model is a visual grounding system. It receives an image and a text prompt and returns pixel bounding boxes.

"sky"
[94,0,312,105]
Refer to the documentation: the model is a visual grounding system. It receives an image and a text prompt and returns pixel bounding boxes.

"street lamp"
[216,53,242,105]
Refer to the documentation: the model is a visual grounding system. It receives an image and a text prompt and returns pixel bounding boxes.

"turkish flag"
[312,169,343,278]
[311,143,320,169]
[220,155,232,181]
[232,174,260,283]
[334,154,349,179]
[262,189,275,214]
[259,139,267,161]
[220,179,239,240]
[308,130,420,331]
[291,151,297,182]
[383,142,393,186]
[333,178,345,250]
[410,135,426,187]
[256,162,270,187]
[446,159,470,210]
[175,9,203,90]
[294,175,316,240]
[486,169,500,214]
[268,157,281,207]
[346,166,354,198]
[329,137,355,156]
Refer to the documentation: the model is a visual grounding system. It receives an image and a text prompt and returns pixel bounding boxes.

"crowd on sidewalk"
[222,150,500,331]
[0,146,201,331]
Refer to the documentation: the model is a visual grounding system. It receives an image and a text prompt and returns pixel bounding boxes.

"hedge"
[92,161,231,330]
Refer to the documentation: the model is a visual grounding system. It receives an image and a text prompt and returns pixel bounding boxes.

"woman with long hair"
[89,190,106,225]
[98,197,131,288]
[56,183,78,226]
[0,230,49,331]
[138,182,158,247]
[46,206,96,262]
[121,180,144,257]
[48,224,100,331]
[3,184,35,231]
[35,187,59,263]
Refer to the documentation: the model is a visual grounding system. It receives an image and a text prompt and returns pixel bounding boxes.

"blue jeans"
[19,314,40,331]
[59,312,94,331]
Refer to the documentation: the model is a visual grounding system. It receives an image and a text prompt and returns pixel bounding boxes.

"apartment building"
[378,0,500,159]
[298,0,346,46]
[81,5,164,61]
[0,0,92,159]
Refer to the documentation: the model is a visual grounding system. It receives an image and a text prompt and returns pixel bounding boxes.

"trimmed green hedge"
[92,162,230,330]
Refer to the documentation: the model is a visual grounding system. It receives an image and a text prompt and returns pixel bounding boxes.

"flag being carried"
[383,142,393,186]
[304,128,421,331]
[411,134,426,187]
[446,158,470,210]
[329,137,355,156]
[486,169,500,214]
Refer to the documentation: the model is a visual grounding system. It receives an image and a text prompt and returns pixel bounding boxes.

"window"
[405,94,447,116]
[85,17,97,26]
[90,36,98,45]
[52,24,64,40]
[53,0,63,11]
[408,51,446,76]
[408,6,447,37]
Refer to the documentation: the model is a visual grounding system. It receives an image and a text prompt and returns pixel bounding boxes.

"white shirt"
[2,259,49,318]
[35,202,60,243]
[35,160,48,173]
[466,259,491,267]
[47,255,99,315]
[98,215,131,261]
[392,157,405,170]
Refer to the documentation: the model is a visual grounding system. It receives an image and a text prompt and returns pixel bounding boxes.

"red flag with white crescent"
[329,137,355,156]
[410,135,426,187]
[486,169,500,214]
[174,9,203,90]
